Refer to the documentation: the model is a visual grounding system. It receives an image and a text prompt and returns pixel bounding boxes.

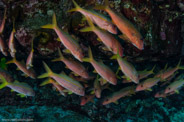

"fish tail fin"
[40,78,52,86]
[93,0,109,10]
[80,16,95,32]
[0,74,8,89]
[52,49,64,62]
[150,65,156,74]
[80,27,93,32]
[6,57,16,64]
[68,0,82,12]
[88,46,94,61]
[12,18,16,32]
[41,13,57,29]
[82,47,93,62]
[37,62,53,78]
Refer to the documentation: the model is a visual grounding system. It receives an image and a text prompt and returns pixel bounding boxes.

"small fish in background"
[164,76,184,94]
[80,16,123,57]
[6,57,36,79]
[94,0,144,50]
[80,94,95,106]
[111,51,139,84]
[41,13,84,62]
[69,0,117,34]
[160,71,178,87]
[138,65,156,80]
[94,75,102,98]
[0,8,7,34]
[155,90,176,98]
[0,36,8,56]
[8,20,16,57]
[52,49,89,79]
[155,60,184,80]
[26,37,34,69]
[40,78,67,96]
[102,86,136,105]
[38,62,85,96]
[0,74,35,97]
[136,77,160,92]
[83,47,117,85]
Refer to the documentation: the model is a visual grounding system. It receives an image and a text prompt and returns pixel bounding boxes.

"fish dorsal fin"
[17,93,26,98]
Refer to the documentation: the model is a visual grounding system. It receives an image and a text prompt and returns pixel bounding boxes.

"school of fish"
[0,0,183,105]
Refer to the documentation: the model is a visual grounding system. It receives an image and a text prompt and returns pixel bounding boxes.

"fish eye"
[168,87,171,90]
[141,84,143,87]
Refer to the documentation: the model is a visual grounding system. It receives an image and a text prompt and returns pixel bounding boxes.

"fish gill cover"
[0,0,183,121]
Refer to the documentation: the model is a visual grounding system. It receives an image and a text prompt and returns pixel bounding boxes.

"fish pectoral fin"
[147,88,152,91]
[11,89,14,92]
[93,70,97,73]
[16,67,20,70]
[72,72,79,76]
[175,90,179,94]
[99,78,107,85]
[56,37,61,42]
[17,93,26,98]
[97,37,102,42]
[63,49,71,54]
[21,73,28,78]
[67,90,73,95]
[113,101,119,104]
[119,34,129,41]
[40,78,51,86]
[90,90,95,95]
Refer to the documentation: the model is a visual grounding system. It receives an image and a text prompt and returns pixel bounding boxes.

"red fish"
[136,77,160,92]
[138,65,156,80]
[41,13,84,62]
[6,57,36,79]
[94,0,144,50]
[38,62,85,96]
[80,94,95,106]
[111,53,139,84]
[0,36,8,56]
[155,60,183,80]
[52,49,89,79]
[102,86,136,105]
[0,75,35,97]
[83,47,117,85]
[164,78,184,94]
[155,90,175,98]
[69,0,117,34]
[80,17,123,57]
[26,39,34,69]
[8,23,16,57]
[40,78,67,96]
[0,8,6,34]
